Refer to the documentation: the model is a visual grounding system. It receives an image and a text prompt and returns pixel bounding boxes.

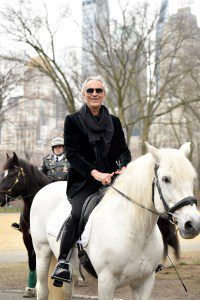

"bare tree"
[0,62,20,114]
[0,0,80,114]
[82,2,200,153]
[149,6,200,166]
[1,0,200,158]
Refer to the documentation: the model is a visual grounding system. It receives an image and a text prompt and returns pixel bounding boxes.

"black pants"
[58,183,101,261]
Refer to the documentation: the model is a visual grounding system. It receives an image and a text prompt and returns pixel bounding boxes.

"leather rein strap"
[110,164,197,223]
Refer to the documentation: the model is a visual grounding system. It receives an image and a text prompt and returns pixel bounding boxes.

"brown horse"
[0,152,50,297]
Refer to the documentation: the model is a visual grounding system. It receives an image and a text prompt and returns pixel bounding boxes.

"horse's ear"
[6,153,10,160]
[179,142,191,157]
[145,142,160,163]
[12,152,20,166]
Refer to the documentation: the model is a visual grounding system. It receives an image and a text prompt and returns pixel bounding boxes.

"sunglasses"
[86,88,104,94]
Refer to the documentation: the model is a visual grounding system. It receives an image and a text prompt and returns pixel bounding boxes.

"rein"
[109,164,197,224]
[110,185,160,216]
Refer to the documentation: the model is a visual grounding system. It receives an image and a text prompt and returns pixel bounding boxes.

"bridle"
[0,167,26,205]
[153,164,197,222]
[109,164,197,223]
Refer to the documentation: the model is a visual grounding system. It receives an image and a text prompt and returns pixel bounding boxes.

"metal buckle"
[167,212,177,224]
[161,212,176,225]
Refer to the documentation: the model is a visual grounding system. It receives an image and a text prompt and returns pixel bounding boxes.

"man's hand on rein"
[115,166,127,175]
[91,170,114,185]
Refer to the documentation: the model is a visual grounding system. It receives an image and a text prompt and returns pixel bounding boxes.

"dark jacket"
[64,111,131,199]
[40,153,68,181]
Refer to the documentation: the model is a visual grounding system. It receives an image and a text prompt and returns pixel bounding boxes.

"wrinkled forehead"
[85,79,104,89]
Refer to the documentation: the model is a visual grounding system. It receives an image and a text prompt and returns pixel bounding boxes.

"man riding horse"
[51,75,132,286]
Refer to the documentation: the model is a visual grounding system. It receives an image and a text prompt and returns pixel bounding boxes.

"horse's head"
[0,152,26,206]
[146,142,200,239]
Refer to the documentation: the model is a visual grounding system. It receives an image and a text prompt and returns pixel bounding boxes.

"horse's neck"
[22,168,50,201]
[99,194,158,241]
[22,196,33,208]
[108,156,157,236]
[21,172,49,217]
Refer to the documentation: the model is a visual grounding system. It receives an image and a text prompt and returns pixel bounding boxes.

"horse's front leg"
[61,276,76,300]
[36,245,52,300]
[130,273,155,300]
[98,270,117,300]
[21,221,37,297]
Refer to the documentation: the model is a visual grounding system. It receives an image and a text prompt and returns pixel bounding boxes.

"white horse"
[30,143,200,300]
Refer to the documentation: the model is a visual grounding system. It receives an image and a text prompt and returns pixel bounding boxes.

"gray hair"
[81,75,108,94]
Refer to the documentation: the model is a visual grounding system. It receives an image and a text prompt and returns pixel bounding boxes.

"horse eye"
[162,176,171,184]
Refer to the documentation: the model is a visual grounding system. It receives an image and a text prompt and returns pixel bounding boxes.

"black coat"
[64,111,131,200]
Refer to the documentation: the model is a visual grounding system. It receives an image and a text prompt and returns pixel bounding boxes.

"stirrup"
[51,260,73,285]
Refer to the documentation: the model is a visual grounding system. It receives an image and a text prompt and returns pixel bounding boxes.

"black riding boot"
[51,215,77,287]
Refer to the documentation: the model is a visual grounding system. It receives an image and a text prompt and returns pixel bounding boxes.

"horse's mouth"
[179,228,200,239]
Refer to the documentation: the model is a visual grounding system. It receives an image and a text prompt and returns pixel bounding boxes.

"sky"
[0,0,199,54]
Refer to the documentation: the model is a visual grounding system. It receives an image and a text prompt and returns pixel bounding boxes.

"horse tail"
[157,217,180,260]
[48,255,64,300]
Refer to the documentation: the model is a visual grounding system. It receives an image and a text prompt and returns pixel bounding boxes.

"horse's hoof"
[53,279,63,287]
[23,287,36,298]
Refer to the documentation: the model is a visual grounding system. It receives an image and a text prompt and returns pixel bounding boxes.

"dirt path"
[0,213,200,299]
[0,213,25,251]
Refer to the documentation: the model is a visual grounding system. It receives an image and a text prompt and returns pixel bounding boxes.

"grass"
[179,262,188,266]
[0,207,21,213]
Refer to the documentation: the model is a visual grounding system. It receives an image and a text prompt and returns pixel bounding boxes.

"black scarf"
[80,104,114,158]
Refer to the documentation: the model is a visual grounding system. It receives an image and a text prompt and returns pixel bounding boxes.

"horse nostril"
[185,221,194,231]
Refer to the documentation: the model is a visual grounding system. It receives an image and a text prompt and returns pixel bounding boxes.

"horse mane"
[103,148,197,231]
[3,157,50,187]
[104,153,154,230]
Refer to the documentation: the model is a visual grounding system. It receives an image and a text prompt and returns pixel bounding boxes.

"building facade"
[0,61,67,165]
[82,0,109,76]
